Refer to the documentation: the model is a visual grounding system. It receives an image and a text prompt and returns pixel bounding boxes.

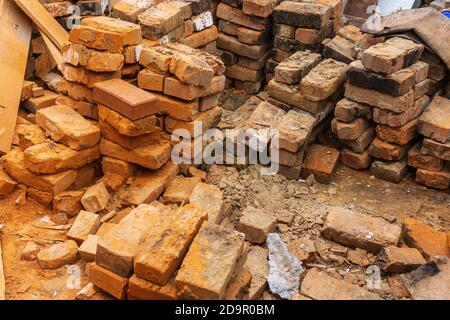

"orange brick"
[89,263,128,299]
[138,69,166,92]
[164,76,225,101]
[128,275,177,300]
[182,26,218,49]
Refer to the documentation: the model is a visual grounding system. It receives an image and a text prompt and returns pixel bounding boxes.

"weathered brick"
[55,96,98,120]
[217,33,271,59]
[138,46,174,74]
[301,144,339,184]
[273,35,315,53]
[373,95,430,128]
[36,105,100,150]
[225,267,252,300]
[378,247,426,273]
[274,51,322,85]
[134,204,207,285]
[273,24,295,38]
[138,2,184,40]
[295,21,333,45]
[128,275,177,300]
[218,19,240,36]
[89,263,128,299]
[238,206,276,244]
[67,210,101,244]
[44,2,75,18]
[216,3,270,31]
[237,27,271,45]
[301,268,381,300]
[322,35,355,64]
[345,83,414,113]
[69,25,125,52]
[189,182,225,224]
[300,59,348,101]
[347,60,416,96]
[164,76,225,101]
[118,162,178,205]
[16,124,46,151]
[111,1,147,23]
[98,104,157,137]
[370,158,409,183]
[361,43,406,75]
[268,80,329,114]
[244,246,268,299]
[23,141,100,175]
[322,206,402,253]
[60,64,121,89]
[414,79,432,99]
[96,204,161,276]
[37,240,79,269]
[340,148,373,170]
[0,169,17,198]
[278,110,316,153]
[415,167,450,190]
[81,182,110,213]
[79,234,99,262]
[402,218,449,260]
[273,2,331,29]
[418,96,450,143]
[62,43,124,72]
[182,26,218,49]
[27,188,53,209]
[100,138,171,170]
[161,176,202,204]
[2,148,76,195]
[405,61,429,83]
[169,52,214,86]
[238,50,272,70]
[175,224,245,299]
[53,191,84,218]
[165,107,222,137]
[242,0,276,18]
[331,118,371,140]
[385,37,424,68]
[407,143,444,171]
[93,79,158,120]
[420,138,450,161]
[99,121,160,150]
[334,98,372,123]
[376,119,418,145]
[225,64,264,82]
[368,138,411,161]
[22,90,60,113]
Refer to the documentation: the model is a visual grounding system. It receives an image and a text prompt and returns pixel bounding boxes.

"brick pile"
[135,42,225,167]
[126,0,219,52]
[333,36,449,189]
[216,0,276,94]
[264,53,348,180]
[267,1,341,81]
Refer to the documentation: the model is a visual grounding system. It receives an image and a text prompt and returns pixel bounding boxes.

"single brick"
[418,96,450,143]
[81,182,110,213]
[301,144,340,184]
[238,206,276,244]
[370,158,409,183]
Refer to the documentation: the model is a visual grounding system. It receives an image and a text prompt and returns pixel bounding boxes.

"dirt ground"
[0,91,449,300]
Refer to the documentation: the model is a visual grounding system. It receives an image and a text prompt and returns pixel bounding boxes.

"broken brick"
[189,182,225,224]
[376,119,419,145]
[81,182,110,213]
[370,158,409,183]
[418,96,450,143]
[378,246,426,273]
[274,51,322,85]
[238,206,276,244]
[37,240,79,269]
[67,210,101,244]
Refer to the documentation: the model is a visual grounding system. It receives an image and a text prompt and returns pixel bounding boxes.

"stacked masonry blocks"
[267,1,342,82]
[135,42,225,168]
[129,0,218,52]
[334,36,449,189]
[260,52,347,181]
[216,0,276,94]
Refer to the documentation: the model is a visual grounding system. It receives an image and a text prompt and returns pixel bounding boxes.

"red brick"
[216,3,270,31]
[361,43,406,75]
[242,0,276,18]
[128,275,177,300]
[217,33,271,59]
[375,119,418,145]
[415,167,450,190]
[402,218,449,260]
[334,98,372,123]
[164,76,225,101]
[420,138,450,161]
[62,43,124,72]
[182,26,218,49]
[273,2,331,29]
[238,206,276,244]
[301,144,340,184]
[225,64,264,82]
[368,138,411,161]
[169,52,214,86]
[274,51,322,85]
[138,2,184,40]
[418,96,450,143]
[322,206,402,253]
[331,118,371,140]
[340,149,373,170]
[407,143,444,171]
[89,263,128,299]
[370,158,409,183]
[93,79,158,120]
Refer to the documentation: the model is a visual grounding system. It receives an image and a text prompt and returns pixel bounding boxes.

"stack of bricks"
[260,52,348,180]
[334,37,448,188]
[127,0,218,52]
[87,200,249,300]
[41,0,108,31]
[267,1,337,82]
[135,42,225,169]
[216,0,275,94]
[1,103,101,209]
[37,16,143,121]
